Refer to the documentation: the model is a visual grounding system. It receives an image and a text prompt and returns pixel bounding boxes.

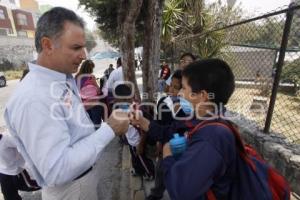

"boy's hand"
[129,109,150,132]
[107,109,130,136]
[163,143,172,158]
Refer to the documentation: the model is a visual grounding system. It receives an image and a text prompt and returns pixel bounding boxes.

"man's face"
[50,21,86,74]
[179,56,194,69]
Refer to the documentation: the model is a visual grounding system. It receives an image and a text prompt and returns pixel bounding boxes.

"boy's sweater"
[162,119,237,199]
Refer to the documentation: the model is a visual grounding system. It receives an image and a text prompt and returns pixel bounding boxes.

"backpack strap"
[206,189,217,200]
[187,120,258,198]
[188,120,257,170]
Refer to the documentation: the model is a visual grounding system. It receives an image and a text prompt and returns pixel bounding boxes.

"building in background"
[0,0,38,38]
[11,9,35,38]
[0,0,19,36]
[0,0,39,68]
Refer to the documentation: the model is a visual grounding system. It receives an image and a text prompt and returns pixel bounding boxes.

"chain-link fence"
[174,4,300,143]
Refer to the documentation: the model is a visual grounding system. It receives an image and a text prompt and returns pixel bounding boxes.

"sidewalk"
[121,144,170,200]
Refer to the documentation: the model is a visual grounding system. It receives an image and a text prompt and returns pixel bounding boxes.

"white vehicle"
[0,72,6,87]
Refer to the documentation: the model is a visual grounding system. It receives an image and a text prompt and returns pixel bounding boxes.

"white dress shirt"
[0,131,25,175]
[102,66,124,96]
[4,62,115,187]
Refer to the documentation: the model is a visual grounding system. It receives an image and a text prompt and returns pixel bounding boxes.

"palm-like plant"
[161,0,242,59]
[161,0,183,44]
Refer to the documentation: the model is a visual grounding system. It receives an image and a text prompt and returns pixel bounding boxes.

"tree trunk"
[142,0,165,103]
[118,0,143,102]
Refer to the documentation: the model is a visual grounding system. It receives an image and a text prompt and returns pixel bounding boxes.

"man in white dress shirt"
[4,7,129,200]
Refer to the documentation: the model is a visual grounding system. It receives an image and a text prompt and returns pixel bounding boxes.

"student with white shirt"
[102,57,124,97]
[102,57,124,114]
[0,132,40,200]
[113,84,155,179]
[146,70,186,200]
[0,132,24,200]
[4,7,129,200]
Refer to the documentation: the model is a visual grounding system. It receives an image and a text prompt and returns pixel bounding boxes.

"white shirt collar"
[28,62,68,82]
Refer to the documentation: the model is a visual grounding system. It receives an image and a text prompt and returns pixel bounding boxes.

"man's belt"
[74,167,93,181]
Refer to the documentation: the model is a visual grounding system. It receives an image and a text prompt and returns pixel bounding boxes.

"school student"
[147,70,185,200]
[130,59,238,199]
[113,84,155,180]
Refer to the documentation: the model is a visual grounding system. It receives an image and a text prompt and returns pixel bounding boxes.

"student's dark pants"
[0,173,22,200]
[149,157,165,198]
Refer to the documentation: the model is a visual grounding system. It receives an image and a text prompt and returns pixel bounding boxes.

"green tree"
[79,0,119,46]
[161,0,243,59]
[282,58,300,94]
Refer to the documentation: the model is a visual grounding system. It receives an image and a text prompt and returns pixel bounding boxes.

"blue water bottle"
[169,133,187,160]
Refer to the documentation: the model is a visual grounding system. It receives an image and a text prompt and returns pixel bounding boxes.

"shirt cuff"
[96,122,115,139]
[93,122,115,149]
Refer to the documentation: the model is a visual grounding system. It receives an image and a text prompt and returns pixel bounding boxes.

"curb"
[120,144,146,200]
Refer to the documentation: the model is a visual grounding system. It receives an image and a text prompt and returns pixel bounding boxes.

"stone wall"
[232,116,300,195]
[0,36,35,69]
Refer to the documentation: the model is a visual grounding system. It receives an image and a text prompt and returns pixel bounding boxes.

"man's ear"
[40,37,53,55]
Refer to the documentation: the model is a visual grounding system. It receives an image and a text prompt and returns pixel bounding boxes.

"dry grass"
[3,70,23,80]
[227,87,300,143]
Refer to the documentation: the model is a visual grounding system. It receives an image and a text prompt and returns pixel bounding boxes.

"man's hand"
[163,142,172,159]
[107,109,130,136]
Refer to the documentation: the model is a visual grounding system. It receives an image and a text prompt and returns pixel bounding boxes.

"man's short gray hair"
[35,7,85,53]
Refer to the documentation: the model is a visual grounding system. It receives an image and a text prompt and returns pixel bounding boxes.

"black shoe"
[146,194,163,200]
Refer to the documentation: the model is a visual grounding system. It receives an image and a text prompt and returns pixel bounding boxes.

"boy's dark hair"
[182,59,235,105]
[171,69,182,80]
[180,52,196,61]
[114,84,132,97]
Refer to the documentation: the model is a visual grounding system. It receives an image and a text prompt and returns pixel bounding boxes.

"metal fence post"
[263,4,295,133]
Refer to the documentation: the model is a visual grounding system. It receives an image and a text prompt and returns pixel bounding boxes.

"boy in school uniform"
[147,70,185,200]
[113,84,155,179]
[161,59,236,199]
[0,132,40,200]
[130,59,238,199]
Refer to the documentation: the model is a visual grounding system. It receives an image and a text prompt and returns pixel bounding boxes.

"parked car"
[91,51,120,60]
[0,72,6,87]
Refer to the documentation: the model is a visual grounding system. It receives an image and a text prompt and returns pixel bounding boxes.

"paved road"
[0,79,19,128]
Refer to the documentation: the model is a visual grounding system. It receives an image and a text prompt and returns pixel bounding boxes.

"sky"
[36,0,292,31]
[227,0,291,14]
[36,0,96,30]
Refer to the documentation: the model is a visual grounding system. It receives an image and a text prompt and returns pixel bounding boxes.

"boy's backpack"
[188,119,290,200]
